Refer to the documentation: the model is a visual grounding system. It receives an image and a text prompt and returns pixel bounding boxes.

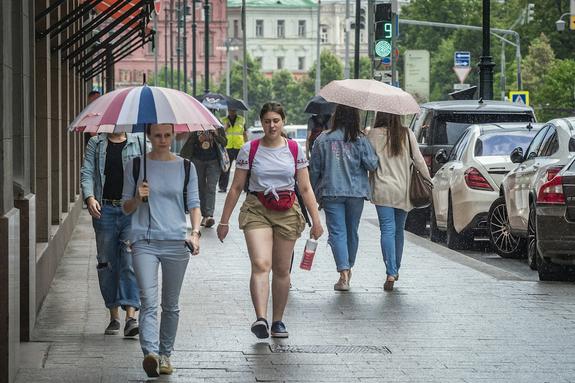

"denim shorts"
[238,194,306,240]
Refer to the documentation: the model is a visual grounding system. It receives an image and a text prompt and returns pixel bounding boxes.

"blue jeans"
[323,197,365,272]
[132,240,190,357]
[92,204,140,310]
[375,206,408,278]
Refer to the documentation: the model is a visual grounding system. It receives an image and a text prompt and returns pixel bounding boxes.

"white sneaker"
[159,354,173,375]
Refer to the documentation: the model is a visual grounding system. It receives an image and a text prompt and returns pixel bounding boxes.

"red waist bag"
[248,138,299,212]
[256,190,296,211]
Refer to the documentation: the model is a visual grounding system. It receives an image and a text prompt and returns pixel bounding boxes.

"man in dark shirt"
[180,128,227,228]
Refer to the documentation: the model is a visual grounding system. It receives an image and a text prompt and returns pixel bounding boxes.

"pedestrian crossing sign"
[509,91,529,106]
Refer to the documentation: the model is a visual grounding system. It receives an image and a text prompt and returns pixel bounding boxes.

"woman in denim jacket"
[81,133,144,336]
[309,105,379,291]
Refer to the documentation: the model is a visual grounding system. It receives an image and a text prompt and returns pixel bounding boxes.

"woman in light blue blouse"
[309,105,379,291]
[122,123,201,378]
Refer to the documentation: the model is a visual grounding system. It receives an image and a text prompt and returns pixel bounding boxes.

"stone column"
[50,5,62,224]
[60,1,70,213]
[34,0,52,242]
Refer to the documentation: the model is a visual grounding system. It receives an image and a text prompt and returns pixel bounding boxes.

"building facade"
[114,0,228,92]
[227,0,318,76]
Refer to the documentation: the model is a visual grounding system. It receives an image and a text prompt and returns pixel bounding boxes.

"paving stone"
[16,193,575,382]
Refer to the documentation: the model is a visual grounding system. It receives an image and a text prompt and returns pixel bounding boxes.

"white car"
[430,122,541,249]
[283,125,307,151]
[488,117,575,263]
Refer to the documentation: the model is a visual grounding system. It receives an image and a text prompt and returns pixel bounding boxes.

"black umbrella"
[304,95,336,114]
[197,92,249,111]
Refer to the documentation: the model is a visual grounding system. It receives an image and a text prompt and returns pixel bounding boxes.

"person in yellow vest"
[218,109,247,192]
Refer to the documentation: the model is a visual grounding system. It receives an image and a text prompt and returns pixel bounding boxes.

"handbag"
[407,133,433,208]
[215,141,230,173]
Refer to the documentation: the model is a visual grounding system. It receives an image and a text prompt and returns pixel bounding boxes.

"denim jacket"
[81,134,144,202]
[309,129,379,202]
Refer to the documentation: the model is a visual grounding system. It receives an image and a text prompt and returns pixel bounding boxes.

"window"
[233,19,239,38]
[256,20,263,37]
[538,127,559,157]
[320,26,328,43]
[298,20,306,37]
[474,131,538,157]
[524,126,549,161]
[298,57,305,70]
[277,56,284,69]
[277,20,285,38]
[449,130,471,161]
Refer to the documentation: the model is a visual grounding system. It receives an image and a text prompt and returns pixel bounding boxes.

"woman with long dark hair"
[309,104,378,291]
[217,102,324,338]
[368,112,430,291]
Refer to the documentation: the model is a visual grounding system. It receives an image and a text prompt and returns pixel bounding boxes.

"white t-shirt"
[236,139,308,194]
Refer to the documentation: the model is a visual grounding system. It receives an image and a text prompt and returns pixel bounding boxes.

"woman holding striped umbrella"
[70,84,221,378]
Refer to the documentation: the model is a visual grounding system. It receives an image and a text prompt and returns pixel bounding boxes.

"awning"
[36,0,155,80]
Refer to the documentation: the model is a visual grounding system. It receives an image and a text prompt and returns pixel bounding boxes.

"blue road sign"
[454,51,471,67]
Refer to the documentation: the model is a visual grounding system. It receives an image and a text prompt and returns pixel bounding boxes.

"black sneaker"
[124,317,139,337]
[104,318,121,335]
[250,318,269,339]
[272,320,289,338]
[271,321,289,338]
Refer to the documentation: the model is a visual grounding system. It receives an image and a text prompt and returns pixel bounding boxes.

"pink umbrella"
[318,79,420,115]
[69,85,222,133]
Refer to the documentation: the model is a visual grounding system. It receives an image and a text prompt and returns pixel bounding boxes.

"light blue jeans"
[92,204,140,310]
[375,206,408,278]
[322,197,365,272]
[132,240,190,357]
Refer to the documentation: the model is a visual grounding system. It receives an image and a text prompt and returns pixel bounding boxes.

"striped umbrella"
[69,85,222,133]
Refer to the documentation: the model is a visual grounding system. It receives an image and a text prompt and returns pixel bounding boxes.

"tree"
[216,54,272,126]
[271,70,310,124]
[534,59,575,120]
[521,33,556,93]
[305,49,344,92]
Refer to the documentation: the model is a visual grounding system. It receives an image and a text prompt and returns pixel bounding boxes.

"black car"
[406,100,536,234]
[535,155,575,281]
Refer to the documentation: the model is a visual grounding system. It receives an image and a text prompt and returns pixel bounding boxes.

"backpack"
[132,157,192,212]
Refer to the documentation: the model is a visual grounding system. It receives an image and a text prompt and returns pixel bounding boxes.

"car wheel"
[429,203,446,243]
[405,208,427,235]
[488,196,525,259]
[446,196,472,250]
[527,202,538,270]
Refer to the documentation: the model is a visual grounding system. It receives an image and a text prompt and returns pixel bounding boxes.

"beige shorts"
[238,194,306,241]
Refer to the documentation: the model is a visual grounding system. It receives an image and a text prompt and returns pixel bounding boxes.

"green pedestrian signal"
[374,3,393,59]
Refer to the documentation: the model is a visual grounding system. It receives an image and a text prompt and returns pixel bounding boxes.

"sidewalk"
[17,192,575,382]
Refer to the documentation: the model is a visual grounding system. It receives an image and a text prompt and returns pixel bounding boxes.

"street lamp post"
[192,0,197,96]
[183,0,188,93]
[204,0,210,94]
[479,0,494,100]
[556,13,571,31]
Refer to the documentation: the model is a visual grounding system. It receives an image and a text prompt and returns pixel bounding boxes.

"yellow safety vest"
[221,115,245,149]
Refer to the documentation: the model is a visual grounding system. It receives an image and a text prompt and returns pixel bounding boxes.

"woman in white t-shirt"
[217,102,324,339]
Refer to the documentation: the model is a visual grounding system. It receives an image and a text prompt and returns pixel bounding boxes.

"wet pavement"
[17,192,575,382]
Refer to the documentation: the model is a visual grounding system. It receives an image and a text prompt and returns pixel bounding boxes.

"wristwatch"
[191,229,201,238]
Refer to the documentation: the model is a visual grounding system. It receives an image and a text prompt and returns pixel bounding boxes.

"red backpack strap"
[248,138,261,169]
[287,139,299,175]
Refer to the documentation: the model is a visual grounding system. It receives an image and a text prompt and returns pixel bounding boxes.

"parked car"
[430,122,541,249]
[534,155,575,280]
[407,100,536,234]
[246,126,264,141]
[284,125,307,150]
[488,117,575,264]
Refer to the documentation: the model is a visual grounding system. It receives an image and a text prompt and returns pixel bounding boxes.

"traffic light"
[350,7,366,29]
[526,3,535,23]
[374,3,392,59]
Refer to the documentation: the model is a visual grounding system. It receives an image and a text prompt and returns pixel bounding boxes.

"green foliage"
[399,0,575,102]
[521,33,556,93]
[534,59,575,121]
